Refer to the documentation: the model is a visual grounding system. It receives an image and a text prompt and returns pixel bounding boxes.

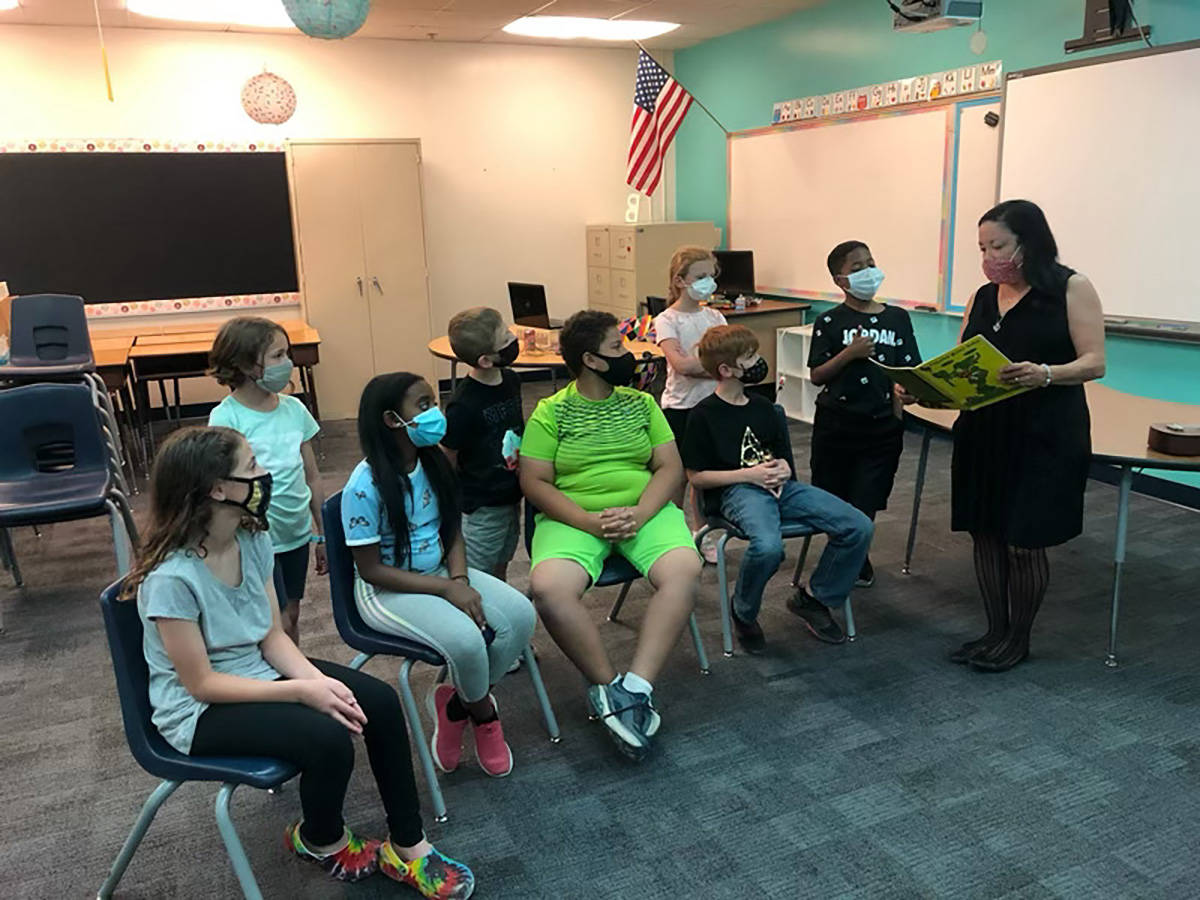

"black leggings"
[971,533,1050,642]
[191,658,423,848]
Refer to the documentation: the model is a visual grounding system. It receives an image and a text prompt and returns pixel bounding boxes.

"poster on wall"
[978,61,1003,90]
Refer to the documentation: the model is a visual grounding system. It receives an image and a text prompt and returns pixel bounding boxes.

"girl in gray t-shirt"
[124,426,474,897]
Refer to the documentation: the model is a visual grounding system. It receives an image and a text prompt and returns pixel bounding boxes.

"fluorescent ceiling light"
[502,16,679,41]
[0,1,21,11]
[127,0,295,29]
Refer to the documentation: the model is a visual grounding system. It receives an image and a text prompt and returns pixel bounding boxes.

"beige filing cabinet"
[288,140,435,420]
[586,221,721,319]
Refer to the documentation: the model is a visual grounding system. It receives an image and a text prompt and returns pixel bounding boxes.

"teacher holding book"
[948,200,1106,672]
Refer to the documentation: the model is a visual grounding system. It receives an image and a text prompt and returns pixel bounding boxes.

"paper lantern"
[282,0,370,39]
[241,72,297,125]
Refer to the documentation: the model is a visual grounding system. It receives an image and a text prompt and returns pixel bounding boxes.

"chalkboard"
[0,152,299,303]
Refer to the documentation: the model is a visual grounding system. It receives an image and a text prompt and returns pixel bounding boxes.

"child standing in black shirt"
[442,307,524,581]
[807,241,921,587]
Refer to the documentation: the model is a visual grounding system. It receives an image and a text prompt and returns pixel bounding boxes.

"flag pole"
[634,41,729,136]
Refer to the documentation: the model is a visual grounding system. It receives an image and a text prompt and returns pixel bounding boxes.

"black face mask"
[220,472,273,523]
[736,357,769,385]
[588,350,636,387]
[492,339,520,368]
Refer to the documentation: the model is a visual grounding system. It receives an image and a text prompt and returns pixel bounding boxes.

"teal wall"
[675,0,1200,489]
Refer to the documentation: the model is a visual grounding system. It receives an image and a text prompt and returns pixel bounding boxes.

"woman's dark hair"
[559,309,619,376]
[979,200,1074,297]
[357,372,460,570]
[121,426,259,600]
[208,316,289,389]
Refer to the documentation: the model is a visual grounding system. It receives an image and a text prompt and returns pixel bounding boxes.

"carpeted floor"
[3,384,1200,899]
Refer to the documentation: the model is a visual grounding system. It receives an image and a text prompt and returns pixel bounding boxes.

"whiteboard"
[946,99,1002,310]
[1000,45,1200,322]
[729,107,953,307]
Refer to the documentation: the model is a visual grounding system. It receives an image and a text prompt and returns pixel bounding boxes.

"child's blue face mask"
[396,406,447,447]
[845,267,885,301]
[687,275,718,301]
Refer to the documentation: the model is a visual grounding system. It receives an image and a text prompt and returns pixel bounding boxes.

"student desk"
[121,320,321,452]
[902,383,1200,667]
[427,328,663,393]
[706,299,810,384]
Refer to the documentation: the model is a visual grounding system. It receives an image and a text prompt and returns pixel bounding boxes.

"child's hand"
[764,458,791,487]
[313,543,328,576]
[845,330,876,360]
[295,677,367,733]
[894,385,917,405]
[443,580,486,627]
[745,462,783,489]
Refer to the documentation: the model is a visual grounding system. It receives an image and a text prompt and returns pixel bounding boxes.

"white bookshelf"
[776,324,820,424]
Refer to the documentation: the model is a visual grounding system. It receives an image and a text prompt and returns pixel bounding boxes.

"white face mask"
[686,275,717,301]
[845,267,885,301]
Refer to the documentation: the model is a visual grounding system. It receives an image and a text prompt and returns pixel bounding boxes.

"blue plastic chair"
[97,579,298,900]
[0,383,139,631]
[692,404,856,657]
[322,491,560,825]
[524,502,710,676]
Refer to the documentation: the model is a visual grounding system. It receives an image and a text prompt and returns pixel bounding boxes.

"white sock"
[621,671,653,696]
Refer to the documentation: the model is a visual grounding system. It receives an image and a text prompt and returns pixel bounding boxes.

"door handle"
[371,276,384,294]
[356,276,364,296]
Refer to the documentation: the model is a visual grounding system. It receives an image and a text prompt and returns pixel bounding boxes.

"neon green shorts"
[529,503,697,585]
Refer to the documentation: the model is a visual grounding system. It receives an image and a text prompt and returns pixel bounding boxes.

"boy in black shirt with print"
[442,307,524,580]
[683,325,872,653]
[808,241,921,587]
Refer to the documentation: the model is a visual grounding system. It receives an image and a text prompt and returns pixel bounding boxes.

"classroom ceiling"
[0,1,825,49]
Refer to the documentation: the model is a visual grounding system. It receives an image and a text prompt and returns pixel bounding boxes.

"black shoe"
[732,614,766,654]
[855,557,875,588]
[786,589,847,644]
[949,635,1000,665]
[969,636,1030,673]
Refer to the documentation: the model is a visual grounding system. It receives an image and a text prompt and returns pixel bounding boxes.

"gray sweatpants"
[354,566,535,702]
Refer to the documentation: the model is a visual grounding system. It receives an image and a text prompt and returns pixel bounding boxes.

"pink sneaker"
[471,696,513,778]
[428,684,468,773]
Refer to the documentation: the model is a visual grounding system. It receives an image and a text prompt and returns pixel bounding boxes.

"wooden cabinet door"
[289,143,374,420]
[356,142,436,390]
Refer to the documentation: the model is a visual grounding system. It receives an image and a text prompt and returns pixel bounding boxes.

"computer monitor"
[508,282,551,329]
[714,250,755,298]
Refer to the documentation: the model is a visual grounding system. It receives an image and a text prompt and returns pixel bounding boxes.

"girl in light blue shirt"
[344,372,535,780]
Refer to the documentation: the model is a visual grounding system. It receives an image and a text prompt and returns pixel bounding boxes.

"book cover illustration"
[871,334,1031,411]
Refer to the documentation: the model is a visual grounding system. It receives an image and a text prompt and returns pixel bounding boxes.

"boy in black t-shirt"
[682,325,872,653]
[442,307,524,580]
[808,241,922,587]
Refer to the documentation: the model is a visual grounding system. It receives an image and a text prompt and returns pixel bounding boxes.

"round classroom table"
[427,329,662,392]
[901,382,1200,667]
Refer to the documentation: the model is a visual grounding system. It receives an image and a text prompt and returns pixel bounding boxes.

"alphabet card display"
[773,61,1001,124]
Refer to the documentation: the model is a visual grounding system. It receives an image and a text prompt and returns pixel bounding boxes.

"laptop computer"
[508,282,563,329]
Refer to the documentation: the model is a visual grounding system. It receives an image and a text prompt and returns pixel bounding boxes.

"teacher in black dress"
[950,200,1106,672]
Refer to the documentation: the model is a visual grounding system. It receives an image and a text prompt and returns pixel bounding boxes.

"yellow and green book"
[871,334,1031,411]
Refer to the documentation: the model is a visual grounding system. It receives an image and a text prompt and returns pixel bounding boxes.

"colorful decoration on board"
[772,61,1002,125]
[1,139,285,153]
[282,0,371,39]
[84,293,301,319]
[241,71,298,125]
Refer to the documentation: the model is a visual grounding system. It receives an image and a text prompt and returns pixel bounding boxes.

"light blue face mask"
[398,406,447,447]
[845,266,885,301]
[256,359,294,394]
[687,275,718,301]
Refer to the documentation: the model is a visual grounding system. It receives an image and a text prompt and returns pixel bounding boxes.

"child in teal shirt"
[208,316,324,644]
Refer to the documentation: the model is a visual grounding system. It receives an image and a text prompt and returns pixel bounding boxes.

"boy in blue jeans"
[681,324,872,653]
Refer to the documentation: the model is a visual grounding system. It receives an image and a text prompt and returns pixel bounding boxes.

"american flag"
[626,50,693,196]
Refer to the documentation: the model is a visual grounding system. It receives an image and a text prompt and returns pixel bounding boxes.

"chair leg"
[606,582,632,622]
[348,652,372,670]
[688,613,710,675]
[97,779,181,899]
[214,783,265,900]
[107,501,132,576]
[1,528,23,589]
[791,535,813,587]
[396,658,447,824]
[522,644,561,743]
[844,596,857,642]
[715,533,734,657]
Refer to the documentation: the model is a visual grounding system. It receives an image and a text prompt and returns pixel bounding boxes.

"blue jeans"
[720,481,873,622]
